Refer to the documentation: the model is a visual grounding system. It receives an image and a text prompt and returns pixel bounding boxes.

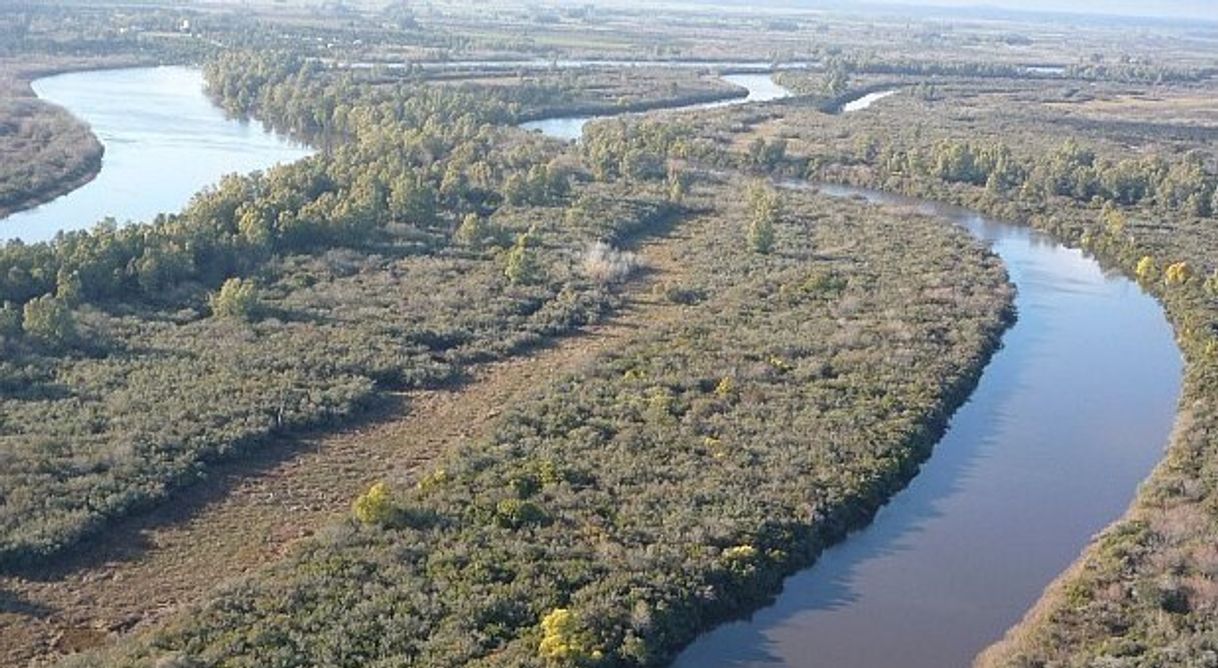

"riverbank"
[0,66,311,244]
[676,181,1180,667]
[527,70,1196,665]
[679,69,1218,661]
[803,160,1213,667]
[514,85,747,125]
[0,65,105,221]
[77,177,1015,668]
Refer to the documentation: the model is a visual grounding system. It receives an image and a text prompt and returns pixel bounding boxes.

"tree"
[1135,255,1156,283]
[824,66,850,96]
[55,268,82,306]
[667,164,688,203]
[389,174,437,225]
[538,608,601,664]
[209,277,261,320]
[503,173,531,206]
[22,294,75,346]
[1100,203,1126,236]
[1204,269,1218,296]
[747,183,780,254]
[1165,261,1193,286]
[237,203,274,248]
[0,301,21,338]
[454,213,491,248]
[620,148,663,182]
[504,232,541,284]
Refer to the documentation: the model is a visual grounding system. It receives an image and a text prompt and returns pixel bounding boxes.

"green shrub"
[352,482,395,526]
[21,294,75,346]
[209,277,261,320]
[747,182,780,254]
[455,213,491,248]
[494,498,547,529]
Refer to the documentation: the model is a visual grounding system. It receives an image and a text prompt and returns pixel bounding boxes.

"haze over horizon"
[872,0,1216,20]
[677,0,1218,21]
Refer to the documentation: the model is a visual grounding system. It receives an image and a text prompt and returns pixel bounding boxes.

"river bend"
[4,65,1183,668]
[528,77,1182,667]
[1,66,310,244]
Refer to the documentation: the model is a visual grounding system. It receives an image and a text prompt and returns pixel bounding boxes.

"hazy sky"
[674,0,1218,22]
[859,0,1216,20]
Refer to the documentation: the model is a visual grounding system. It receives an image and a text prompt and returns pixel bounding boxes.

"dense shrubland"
[0,179,676,564]
[550,70,1218,665]
[828,136,1218,219]
[0,50,689,565]
[707,83,1218,668]
[0,94,102,218]
[81,183,1012,667]
[821,54,1210,84]
[6,5,1216,665]
[0,46,736,566]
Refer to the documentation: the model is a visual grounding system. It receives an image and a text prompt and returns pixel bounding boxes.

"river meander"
[674,185,1182,667]
[9,64,1183,668]
[526,77,1182,668]
[0,66,310,244]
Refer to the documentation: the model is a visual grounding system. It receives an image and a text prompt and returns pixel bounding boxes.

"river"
[525,77,1182,666]
[674,185,1182,667]
[7,65,1183,667]
[520,73,794,141]
[0,66,311,244]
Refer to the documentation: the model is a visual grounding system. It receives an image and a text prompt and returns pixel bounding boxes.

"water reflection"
[1,66,311,243]
[520,73,792,141]
[674,184,1181,667]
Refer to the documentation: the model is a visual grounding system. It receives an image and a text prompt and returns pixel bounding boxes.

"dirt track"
[0,213,703,667]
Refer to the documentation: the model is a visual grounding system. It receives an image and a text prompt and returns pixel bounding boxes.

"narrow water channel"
[841,89,896,112]
[1,66,310,244]
[526,79,1183,667]
[520,73,792,141]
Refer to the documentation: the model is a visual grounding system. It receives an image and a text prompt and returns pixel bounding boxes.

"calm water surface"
[521,84,1183,667]
[674,186,1182,667]
[16,63,1182,668]
[1,66,311,243]
[841,90,897,112]
[520,73,792,141]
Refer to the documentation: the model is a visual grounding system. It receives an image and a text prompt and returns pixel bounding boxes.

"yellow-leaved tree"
[539,608,602,665]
